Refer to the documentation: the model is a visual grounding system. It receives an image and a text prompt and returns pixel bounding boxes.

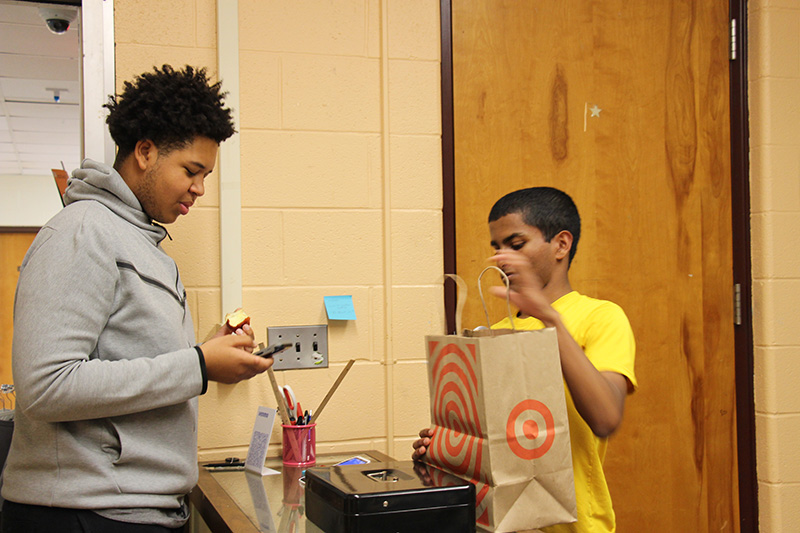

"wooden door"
[450,1,737,531]
[0,231,37,385]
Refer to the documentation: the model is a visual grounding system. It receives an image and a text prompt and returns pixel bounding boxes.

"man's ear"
[553,230,574,261]
[133,139,158,171]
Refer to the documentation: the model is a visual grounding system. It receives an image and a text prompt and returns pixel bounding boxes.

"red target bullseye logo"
[506,399,555,459]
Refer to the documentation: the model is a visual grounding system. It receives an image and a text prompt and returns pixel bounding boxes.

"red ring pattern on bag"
[506,399,556,459]
[428,341,485,482]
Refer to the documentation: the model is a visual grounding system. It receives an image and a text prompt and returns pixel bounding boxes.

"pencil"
[309,359,355,424]
[267,367,291,425]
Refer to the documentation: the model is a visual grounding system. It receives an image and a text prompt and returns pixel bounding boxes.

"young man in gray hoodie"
[1,65,274,532]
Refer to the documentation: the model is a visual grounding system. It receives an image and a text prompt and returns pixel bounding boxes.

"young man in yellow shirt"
[413,187,637,532]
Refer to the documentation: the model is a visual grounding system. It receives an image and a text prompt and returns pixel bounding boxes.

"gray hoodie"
[3,160,204,527]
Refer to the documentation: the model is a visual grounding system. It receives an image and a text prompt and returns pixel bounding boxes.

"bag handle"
[478,266,516,332]
[444,266,516,334]
[444,273,467,334]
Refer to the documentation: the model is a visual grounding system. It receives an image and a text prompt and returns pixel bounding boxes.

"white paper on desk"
[245,471,277,533]
[245,406,280,476]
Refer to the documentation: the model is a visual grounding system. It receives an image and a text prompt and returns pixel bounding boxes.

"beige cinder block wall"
[114,0,442,461]
[749,0,800,530]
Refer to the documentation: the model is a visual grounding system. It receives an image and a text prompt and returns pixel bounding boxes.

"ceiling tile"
[1,1,82,177]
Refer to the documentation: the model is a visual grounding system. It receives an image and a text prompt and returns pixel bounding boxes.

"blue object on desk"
[324,295,356,320]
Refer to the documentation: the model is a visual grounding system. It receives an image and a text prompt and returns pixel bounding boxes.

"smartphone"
[203,463,245,471]
[254,342,292,358]
[203,457,245,471]
[335,456,371,466]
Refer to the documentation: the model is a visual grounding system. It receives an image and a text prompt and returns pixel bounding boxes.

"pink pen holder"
[281,423,316,466]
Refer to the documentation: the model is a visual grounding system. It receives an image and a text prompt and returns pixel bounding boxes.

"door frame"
[438,0,758,530]
[729,0,757,530]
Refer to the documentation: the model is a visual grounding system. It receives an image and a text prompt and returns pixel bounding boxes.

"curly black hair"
[104,65,235,162]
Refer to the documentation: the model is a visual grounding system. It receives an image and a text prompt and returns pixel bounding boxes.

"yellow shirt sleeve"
[568,298,638,391]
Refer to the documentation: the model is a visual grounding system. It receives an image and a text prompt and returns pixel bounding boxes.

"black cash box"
[305,460,475,533]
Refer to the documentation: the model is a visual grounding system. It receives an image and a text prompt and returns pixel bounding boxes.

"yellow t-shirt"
[493,291,637,533]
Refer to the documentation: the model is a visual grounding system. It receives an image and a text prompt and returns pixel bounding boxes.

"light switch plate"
[267,325,328,370]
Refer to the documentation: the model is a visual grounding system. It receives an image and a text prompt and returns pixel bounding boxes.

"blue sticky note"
[324,295,356,320]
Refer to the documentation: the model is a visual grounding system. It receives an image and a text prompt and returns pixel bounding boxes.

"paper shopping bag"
[423,269,576,532]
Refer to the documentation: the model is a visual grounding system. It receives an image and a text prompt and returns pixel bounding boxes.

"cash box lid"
[305,460,475,516]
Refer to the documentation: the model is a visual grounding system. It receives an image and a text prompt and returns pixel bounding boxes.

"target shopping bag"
[423,270,576,532]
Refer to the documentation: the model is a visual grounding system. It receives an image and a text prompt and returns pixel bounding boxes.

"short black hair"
[488,187,581,265]
[105,65,236,162]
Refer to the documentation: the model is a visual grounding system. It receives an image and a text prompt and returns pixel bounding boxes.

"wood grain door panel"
[450,1,737,531]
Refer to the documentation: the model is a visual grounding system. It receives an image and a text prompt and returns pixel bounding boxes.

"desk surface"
[190,451,394,533]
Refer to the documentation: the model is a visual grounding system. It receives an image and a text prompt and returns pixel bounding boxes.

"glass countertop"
[203,451,392,533]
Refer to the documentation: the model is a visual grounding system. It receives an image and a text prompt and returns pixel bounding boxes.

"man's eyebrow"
[187,160,208,170]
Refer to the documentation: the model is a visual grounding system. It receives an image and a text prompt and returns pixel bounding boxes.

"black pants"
[1,500,185,533]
